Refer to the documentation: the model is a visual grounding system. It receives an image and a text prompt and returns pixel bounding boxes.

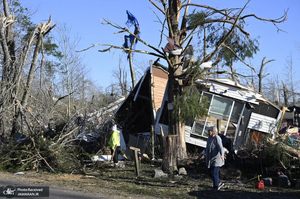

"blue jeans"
[208,166,220,188]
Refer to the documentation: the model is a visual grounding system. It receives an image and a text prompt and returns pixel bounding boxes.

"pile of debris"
[278,126,300,148]
[235,136,300,188]
[0,96,125,173]
[52,97,126,153]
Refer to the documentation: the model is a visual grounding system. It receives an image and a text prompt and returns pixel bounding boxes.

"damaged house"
[155,78,283,152]
[113,63,168,156]
[113,62,283,157]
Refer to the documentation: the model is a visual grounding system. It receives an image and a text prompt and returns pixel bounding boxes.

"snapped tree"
[0,0,57,137]
[86,0,287,171]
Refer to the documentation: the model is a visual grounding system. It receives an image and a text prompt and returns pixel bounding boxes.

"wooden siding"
[248,113,278,134]
[152,66,168,112]
[185,126,207,148]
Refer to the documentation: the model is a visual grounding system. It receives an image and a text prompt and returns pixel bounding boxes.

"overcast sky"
[22,0,300,91]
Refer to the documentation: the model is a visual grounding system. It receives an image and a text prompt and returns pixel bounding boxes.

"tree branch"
[202,0,251,64]
[79,18,171,60]
[52,91,77,108]
[182,2,287,37]
[182,3,232,18]
[222,43,256,72]
[95,43,165,59]
[103,19,165,56]
[150,7,167,48]
[149,0,165,14]
[186,18,250,37]
[180,0,192,35]
[240,10,288,23]
[0,19,12,62]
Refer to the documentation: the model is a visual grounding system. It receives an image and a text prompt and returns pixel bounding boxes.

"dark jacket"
[205,135,225,168]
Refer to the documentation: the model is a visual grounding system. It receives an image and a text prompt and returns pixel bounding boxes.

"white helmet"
[111,124,117,131]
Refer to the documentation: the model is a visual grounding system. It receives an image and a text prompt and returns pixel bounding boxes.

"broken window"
[192,93,211,137]
[252,102,280,118]
[226,101,244,141]
[192,92,245,142]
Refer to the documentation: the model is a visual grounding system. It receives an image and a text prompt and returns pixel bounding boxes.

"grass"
[85,160,300,199]
[0,159,299,199]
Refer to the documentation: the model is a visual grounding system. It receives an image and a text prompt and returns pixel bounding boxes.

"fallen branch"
[279,159,287,170]
[56,126,79,145]
[52,91,77,109]
[268,138,300,158]
[37,153,56,173]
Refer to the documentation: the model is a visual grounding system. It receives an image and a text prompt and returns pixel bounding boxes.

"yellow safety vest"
[109,130,120,150]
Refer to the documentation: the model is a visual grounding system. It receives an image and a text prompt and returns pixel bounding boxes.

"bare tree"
[112,55,129,97]
[263,74,280,105]
[258,57,274,93]
[0,0,56,137]
[282,80,289,107]
[286,55,298,106]
[56,24,85,119]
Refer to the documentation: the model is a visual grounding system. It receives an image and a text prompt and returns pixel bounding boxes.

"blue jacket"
[205,135,225,168]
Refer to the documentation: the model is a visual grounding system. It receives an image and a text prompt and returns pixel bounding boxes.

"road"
[0,178,108,199]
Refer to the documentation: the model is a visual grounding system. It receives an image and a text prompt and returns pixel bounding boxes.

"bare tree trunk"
[282,80,288,107]
[229,61,235,81]
[286,56,296,105]
[12,28,43,136]
[162,135,178,172]
[21,31,43,107]
[166,0,188,166]
[0,0,43,137]
[2,0,16,79]
[11,18,55,136]
[55,24,84,119]
[258,57,274,93]
[128,24,139,89]
[82,74,85,107]
[128,52,136,89]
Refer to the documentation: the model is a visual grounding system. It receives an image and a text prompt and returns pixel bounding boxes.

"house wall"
[152,66,168,112]
[243,129,266,149]
[248,113,278,134]
[185,126,207,148]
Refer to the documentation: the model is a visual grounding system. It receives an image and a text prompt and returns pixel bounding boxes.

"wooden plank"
[130,146,141,177]
[129,146,141,152]
[134,149,140,177]
[151,125,155,160]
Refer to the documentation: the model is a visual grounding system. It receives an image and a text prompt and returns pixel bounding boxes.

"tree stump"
[162,135,178,173]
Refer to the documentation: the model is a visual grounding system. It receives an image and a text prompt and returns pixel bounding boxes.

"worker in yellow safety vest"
[109,125,121,164]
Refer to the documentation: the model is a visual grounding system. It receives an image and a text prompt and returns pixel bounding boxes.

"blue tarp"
[123,10,140,58]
